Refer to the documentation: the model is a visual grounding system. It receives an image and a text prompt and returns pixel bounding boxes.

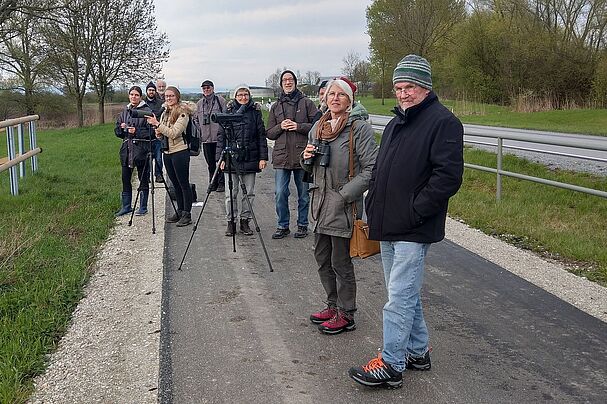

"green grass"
[358,95,607,136]
[0,124,120,403]
[451,147,607,285]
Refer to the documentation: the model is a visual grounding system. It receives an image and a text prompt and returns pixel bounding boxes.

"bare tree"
[301,70,321,85]
[342,51,361,78]
[86,0,169,123]
[265,67,288,95]
[0,0,62,41]
[44,0,95,127]
[0,4,50,114]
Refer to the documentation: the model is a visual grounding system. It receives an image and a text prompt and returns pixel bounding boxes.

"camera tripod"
[127,129,178,233]
[177,127,273,272]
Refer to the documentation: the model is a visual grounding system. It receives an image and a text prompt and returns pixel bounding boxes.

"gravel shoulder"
[28,187,606,402]
[29,190,165,404]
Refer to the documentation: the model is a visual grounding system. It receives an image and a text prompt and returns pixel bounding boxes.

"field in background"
[358,96,607,136]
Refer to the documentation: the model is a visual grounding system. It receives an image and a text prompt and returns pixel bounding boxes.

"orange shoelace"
[362,353,385,372]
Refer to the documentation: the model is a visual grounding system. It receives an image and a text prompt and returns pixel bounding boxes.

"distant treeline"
[366,0,607,110]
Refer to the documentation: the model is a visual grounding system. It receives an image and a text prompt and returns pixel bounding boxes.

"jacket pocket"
[390,193,417,231]
[321,188,349,230]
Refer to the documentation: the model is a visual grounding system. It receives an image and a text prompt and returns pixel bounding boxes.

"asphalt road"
[159,154,607,404]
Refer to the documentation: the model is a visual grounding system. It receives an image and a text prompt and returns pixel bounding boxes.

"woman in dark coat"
[114,85,152,216]
[217,84,268,236]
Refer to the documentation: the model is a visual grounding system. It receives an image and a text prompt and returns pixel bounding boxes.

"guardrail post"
[29,120,38,172]
[496,137,503,201]
[18,123,26,178]
[6,126,19,195]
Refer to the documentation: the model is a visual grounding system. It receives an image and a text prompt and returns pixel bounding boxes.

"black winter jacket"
[114,102,153,167]
[365,92,464,243]
[216,99,269,174]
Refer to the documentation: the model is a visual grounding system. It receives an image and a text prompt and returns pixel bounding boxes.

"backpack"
[182,115,202,156]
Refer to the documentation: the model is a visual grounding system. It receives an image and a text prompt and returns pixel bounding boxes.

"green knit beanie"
[392,54,432,90]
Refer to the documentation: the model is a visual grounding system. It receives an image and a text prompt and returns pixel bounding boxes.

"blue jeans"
[380,241,430,372]
[274,168,309,229]
[152,139,163,177]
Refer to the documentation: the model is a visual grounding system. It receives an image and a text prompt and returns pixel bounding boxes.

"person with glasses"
[144,81,165,183]
[301,78,378,335]
[267,70,318,240]
[217,84,268,236]
[146,86,196,227]
[349,55,464,388]
[196,79,227,192]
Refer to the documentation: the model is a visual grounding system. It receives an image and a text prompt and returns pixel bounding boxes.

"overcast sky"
[153,0,373,91]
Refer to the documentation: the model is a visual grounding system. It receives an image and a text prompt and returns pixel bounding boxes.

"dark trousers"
[121,159,149,193]
[164,149,192,213]
[203,142,224,187]
[314,233,357,313]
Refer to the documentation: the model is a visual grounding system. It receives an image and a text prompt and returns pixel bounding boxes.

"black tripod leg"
[177,149,227,270]
[232,167,274,273]
[128,169,142,227]
[226,153,237,252]
[149,147,156,234]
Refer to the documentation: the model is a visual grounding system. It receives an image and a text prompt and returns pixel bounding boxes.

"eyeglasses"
[236,93,249,98]
[326,91,349,99]
[282,78,295,83]
[393,84,418,95]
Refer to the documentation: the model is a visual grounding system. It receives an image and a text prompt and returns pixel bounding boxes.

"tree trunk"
[76,96,84,127]
[98,97,105,124]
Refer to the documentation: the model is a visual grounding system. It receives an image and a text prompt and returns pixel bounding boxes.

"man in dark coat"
[267,70,318,239]
[349,55,464,388]
[145,81,164,183]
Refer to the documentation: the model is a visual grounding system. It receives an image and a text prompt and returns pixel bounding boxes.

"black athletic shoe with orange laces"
[348,353,403,388]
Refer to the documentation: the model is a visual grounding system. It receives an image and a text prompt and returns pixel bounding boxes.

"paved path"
[159,155,607,403]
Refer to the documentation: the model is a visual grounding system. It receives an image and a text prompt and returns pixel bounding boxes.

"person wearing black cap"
[267,70,318,239]
[145,81,165,183]
[196,79,227,192]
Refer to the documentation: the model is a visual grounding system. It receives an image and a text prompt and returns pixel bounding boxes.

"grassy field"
[358,95,607,136]
[0,124,120,403]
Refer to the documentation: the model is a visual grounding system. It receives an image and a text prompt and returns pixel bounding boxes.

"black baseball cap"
[201,80,214,87]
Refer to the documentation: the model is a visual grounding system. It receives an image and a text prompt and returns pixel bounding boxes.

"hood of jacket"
[278,88,304,104]
[348,101,369,125]
[226,99,261,114]
[127,100,148,109]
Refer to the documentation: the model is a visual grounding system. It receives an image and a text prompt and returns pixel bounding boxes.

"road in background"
[370,114,607,176]
[159,155,607,403]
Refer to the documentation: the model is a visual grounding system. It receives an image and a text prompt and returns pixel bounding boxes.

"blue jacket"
[365,92,464,243]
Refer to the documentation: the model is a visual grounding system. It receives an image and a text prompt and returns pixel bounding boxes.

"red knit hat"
[338,76,357,94]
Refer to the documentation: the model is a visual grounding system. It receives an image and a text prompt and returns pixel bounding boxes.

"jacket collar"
[392,91,437,122]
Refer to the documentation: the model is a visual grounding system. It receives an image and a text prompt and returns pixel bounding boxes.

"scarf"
[315,110,349,142]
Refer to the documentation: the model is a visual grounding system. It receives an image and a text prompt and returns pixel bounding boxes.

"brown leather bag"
[347,123,380,259]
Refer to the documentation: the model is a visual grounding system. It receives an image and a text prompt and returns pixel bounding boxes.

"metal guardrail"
[369,114,607,200]
[1,115,42,196]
